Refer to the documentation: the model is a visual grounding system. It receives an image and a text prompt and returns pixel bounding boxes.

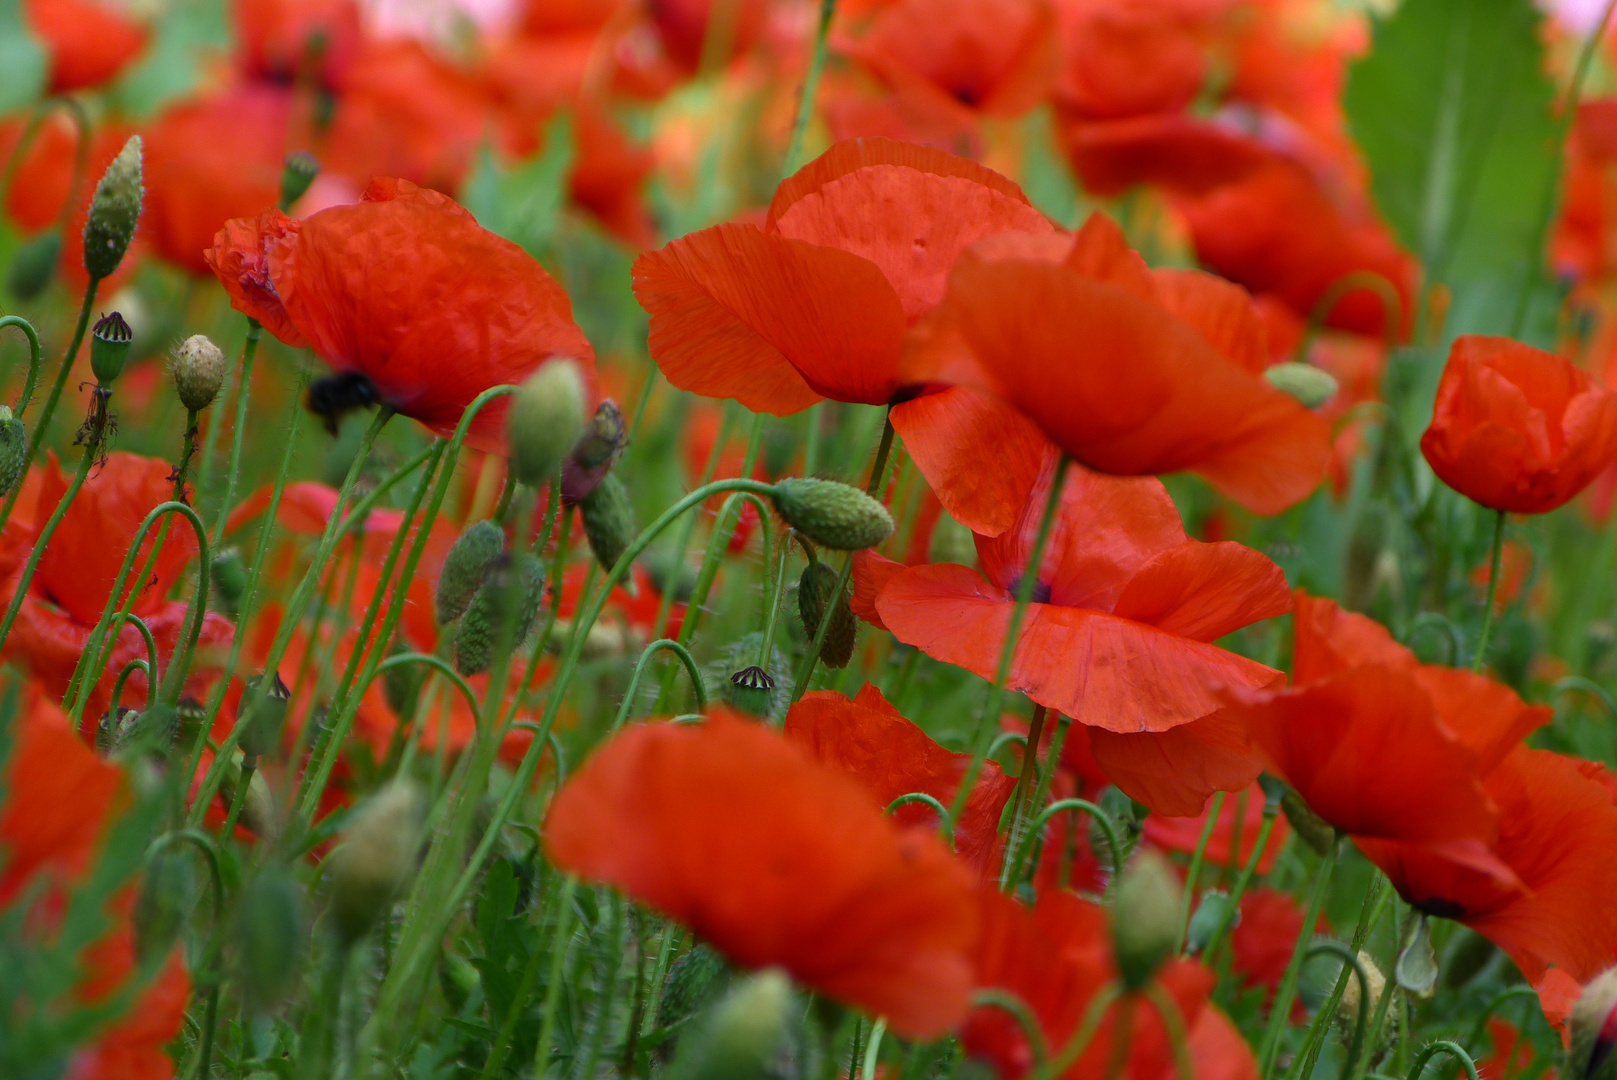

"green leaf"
[0,0,48,114]
[1344,0,1560,341]
[460,112,575,257]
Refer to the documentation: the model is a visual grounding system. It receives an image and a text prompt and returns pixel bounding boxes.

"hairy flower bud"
[0,407,28,498]
[280,151,320,210]
[562,398,626,503]
[235,869,304,1013]
[770,479,893,551]
[90,311,134,385]
[669,968,792,1080]
[1572,967,1617,1080]
[797,561,855,669]
[454,552,544,675]
[212,546,247,617]
[436,519,505,624]
[581,472,635,573]
[1337,950,1386,1027]
[1110,849,1179,991]
[329,780,426,946]
[169,334,228,412]
[134,844,195,963]
[509,359,586,487]
[1265,362,1339,409]
[661,944,730,1028]
[237,672,291,763]
[83,135,143,281]
[8,228,61,299]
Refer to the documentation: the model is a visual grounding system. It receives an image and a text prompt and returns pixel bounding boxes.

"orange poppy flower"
[24,0,148,93]
[785,684,1017,876]
[855,452,1287,815]
[1051,0,1214,122]
[207,177,595,452]
[144,85,295,276]
[0,453,234,725]
[900,212,1333,515]
[235,0,363,88]
[543,712,981,1038]
[1419,335,1617,515]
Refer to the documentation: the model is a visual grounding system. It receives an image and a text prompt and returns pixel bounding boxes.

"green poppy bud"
[280,151,320,210]
[169,334,228,412]
[722,666,775,718]
[1336,950,1385,1027]
[1265,362,1339,409]
[8,228,61,299]
[237,672,291,763]
[508,359,586,487]
[669,968,793,1080]
[581,471,635,573]
[329,780,426,947]
[436,519,505,625]
[383,637,424,718]
[235,868,304,1013]
[1281,788,1337,855]
[83,135,143,281]
[211,546,247,617]
[90,311,133,385]
[1571,967,1617,1080]
[1110,849,1179,991]
[770,479,892,551]
[1184,890,1235,955]
[454,552,544,675]
[661,944,730,1029]
[0,406,28,498]
[796,561,855,669]
[562,398,627,502]
[134,844,195,963]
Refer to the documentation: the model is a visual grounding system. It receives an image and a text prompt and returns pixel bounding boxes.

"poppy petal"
[1085,709,1265,817]
[891,388,1048,537]
[1111,541,1292,643]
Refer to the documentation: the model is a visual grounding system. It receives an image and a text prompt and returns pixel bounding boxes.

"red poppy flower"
[143,85,296,276]
[24,0,148,93]
[1419,335,1617,515]
[1142,781,1291,875]
[543,712,981,1038]
[785,684,1017,876]
[855,452,1287,815]
[1051,0,1213,122]
[207,177,596,453]
[235,0,363,88]
[0,453,234,725]
[900,212,1333,515]
[1229,887,1322,1015]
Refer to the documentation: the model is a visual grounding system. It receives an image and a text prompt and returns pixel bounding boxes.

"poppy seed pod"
[83,135,143,281]
[1110,849,1179,991]
[169,334,228,412]
[581,472,636,573]
[90,312,134,385]
[797,561,856,668]
[0,407,28,498]
[770,479,893,551]
[454,552,545,675]
[562,399,626,503]
[669,968,793,1080]
[280,151,320,210]
[328,780,426,946]
[8,228,61,300]
[436,519,505,625]
[1572,968,1617,1080]
[1265,362,1339,409]
[723,666,775,717]
[509,359,587,487]
[237,672,292,763]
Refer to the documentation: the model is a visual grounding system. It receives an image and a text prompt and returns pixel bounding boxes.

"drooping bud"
[436,519,505,625]
[280,151,320,210]
[668,968,793,1080]
[237,672,291,763]
[562,398,626,503]
[328,780,426,946]
[1184,890,1236,955]
[0,407,28,498]
[769,479,892,551]
[90,312,134,385]
[134,843,196,963]
[723,666,775,718]
[83,135,143,281]
[1281,788,1337,855]
[8,228,61,299]
[211,546,247,617]
[580,472,635,574]
[168,334,228,412]
[453,552,544,675]
[1109,849,1179,991]
[1336,950,1386,1028]
[1571,967,1617,1080]
[235,868,305,1013]
[796,561,855,668]
[508,359,586,487]
[1265,362,1339,409]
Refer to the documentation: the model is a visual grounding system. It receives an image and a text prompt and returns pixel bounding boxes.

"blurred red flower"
[24,0,147,93]
[234,0,363,88]
[1142,781,1290,875]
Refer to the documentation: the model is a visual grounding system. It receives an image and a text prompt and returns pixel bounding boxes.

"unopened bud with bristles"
[1265,362,1339,409]
[280,151,320,210]
[562,398,626,503]
[0,407,27,498]
[508,359,586,487]
[83,135,143,281]
[770,479,892,551]
[90,312,133,385]
[8,228,61,299]
[169,334,228,412]
[454,552,544,675]
[219,760,278,838]
[1337,950,1386,1028]
[328,780,426,946]
[1110,849,1179,991]
[668,968,792,1080]
[797,561,855,668]
[436,519,505,624]
[581,472,635,573]
[235,868,304,1013]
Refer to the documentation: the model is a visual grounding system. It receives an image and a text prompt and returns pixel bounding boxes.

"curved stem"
[1472,509,1506,673]
[1201,804,1279,961]
[1296,271,1405,359]
[1035,983,1123,1080]
[613,638,707,730]
[782,0,838,176]
[972,989,1049,1070]
[0,439,95,652]
[0,315,43,416]
[1175,791,1226,954]
[1143,984,1195,1080]
[860,1018,887,1080]
[209,322,262,548]
[1011,797,1123,885]
[1288,942,1372,1080]
[885,792,955,850]
[107,659,150,718]
[1408,1042,1481,1080]
[1258,840,1341,1078]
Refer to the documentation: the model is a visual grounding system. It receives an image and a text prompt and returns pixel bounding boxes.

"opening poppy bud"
[770,479,893,551]
[797,561,856,669]
[1571,967,1617,1080]
[280,151,320,210]
[90,311,134,385]
[384,636,425,718]
[0,407,28,498]
[168,334,228,412]
[436,519,506,625]
[1394,913,1438,998]
[581,472,636,574]
[669,968,793,1080]
[723,666,776,717]
[212,546,247,617]
[1336,950,1386,1027]
[562,399,627,503]
[235,868,305,1014]
[237,672,291,763]
[1264,362,1339,409]
[662,944,731,1029]
[453,552,545,675]
[509,359,587,487]
[1281,788,1337,854]
[134,844,195,963]
[83,135,143,281]
[7,227,61,300]
[328,780,426,947]
[1110,849,1179,992]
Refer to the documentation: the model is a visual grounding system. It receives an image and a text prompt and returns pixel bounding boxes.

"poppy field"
[10,0,1617,1078]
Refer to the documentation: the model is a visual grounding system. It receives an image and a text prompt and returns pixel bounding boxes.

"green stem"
[1034,983,1123,1080]
[782,0,838,177]
[209,322,261,549]
[220,759,255,839]
[612,639,706,730]
[1407,1042,1481,1080]
[1174,791,1226,954]
[0,438,95,651]
[1293,875,1393,1080]
[1288,942,1372,1080]
[757,528,793,670]
[1257,839,1340,1078]
[0,315,43,416]
[1473,509,1506,672]
[574,895,625,1080]
[1143,984,1195,1080]
[999,703,1049,890]
[535,877,581,1076]
[886,792,956,849]
[1009,797,1123,886]
[1201,803,1279,962]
